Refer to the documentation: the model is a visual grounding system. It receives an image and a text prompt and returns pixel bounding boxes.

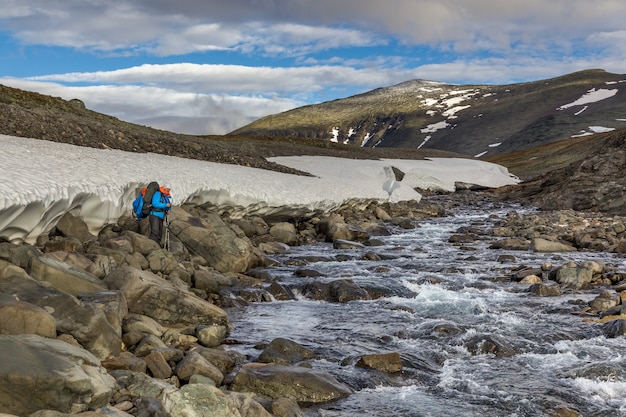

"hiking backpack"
[132,181,160,220]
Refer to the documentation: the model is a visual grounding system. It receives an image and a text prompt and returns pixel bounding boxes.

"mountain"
[230,69,626,158]
[3,75,626,215]
[0,84,465,177]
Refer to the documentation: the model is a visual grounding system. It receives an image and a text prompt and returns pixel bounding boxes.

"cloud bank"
[1,1,625,134]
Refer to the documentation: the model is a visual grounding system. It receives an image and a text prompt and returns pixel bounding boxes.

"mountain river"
[226,197,626,417]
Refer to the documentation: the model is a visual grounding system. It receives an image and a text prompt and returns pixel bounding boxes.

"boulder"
[0,334,116,415]
[0,299,56,337]
[231,364,352,403]
[54,212,96,243]
[196,323,228,348]
[258,338,315,365]
[175,350,224,385]
[162,383,273,417]
[530,238,577,253]
[556,262,594,290]
[46,250,105,278]
[0,261,122,359]
[168,208,257,273]
[270,222,299,246]
[602,319,626,338]
[528,282,562,296]
[356,352,403,373]
[104,265,228,326]
[329,279,370,302]
[28,254,107,297]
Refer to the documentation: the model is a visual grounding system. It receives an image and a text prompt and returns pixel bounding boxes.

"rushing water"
[226,198,626,417]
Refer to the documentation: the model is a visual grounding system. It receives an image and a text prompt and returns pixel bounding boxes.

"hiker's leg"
[149,215,163,244]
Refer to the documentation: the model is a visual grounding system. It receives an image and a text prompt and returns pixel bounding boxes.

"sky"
[0,134,518,243]
[0,1,625,136]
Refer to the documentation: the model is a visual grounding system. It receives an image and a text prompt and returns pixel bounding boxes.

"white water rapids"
[226,198,626,417]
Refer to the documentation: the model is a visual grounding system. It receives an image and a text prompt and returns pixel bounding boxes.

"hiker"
[148,183,172,245]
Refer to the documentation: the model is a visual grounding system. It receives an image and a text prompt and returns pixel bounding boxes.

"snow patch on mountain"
[557,88,618,110]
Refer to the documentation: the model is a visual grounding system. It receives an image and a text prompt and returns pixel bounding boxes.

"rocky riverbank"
[2,192,626,417]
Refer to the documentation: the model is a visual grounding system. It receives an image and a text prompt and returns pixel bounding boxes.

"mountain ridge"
[230,69,626,158]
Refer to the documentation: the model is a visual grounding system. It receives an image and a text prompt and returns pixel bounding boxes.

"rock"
[168,208,257,273]
[530,238,577,253]
[519,274,542,284]
[104,265,228,326]
[29,254,108,297]
[601,319,626,338]
[175,350,224,385]
[46,250,105,278]
[54,212,96,243]
[231,364,353,403]
[489,238,530,250]
[145,350,173,379]
[162,383,273,417]
[270,222,299,245]
[267,280,297,301]
[0,334,116,415]
[194,346,245,375]
[329,279,370,302]
[356,352,403,373]
[0,261,122,359]
[589,290,621,312]
[101,351,147,373]
[192,268,232,294]
[464,334,516,357]
[529,282,562,296]
[0,299,56,337]
[196,323,228,348]
[556,263,594,290]
[122,313,164,338]
[125,230,161,256]
[258,338,315,365]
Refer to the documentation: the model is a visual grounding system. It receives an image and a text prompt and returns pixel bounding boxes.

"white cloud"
[2,1,626,134]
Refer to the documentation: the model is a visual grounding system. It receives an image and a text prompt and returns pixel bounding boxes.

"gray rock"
[258,338,315,365]
[0,261,122,359]
[0,334,115,415]
[530,238,577,253]
[231,364,353,403]
[556,263,594,290]
[104,265,228,326]
[168,208,257,273]
[0,300,56,337]
[29,254,107,296]
[175,351,224,385]
[162,383,272,417]
[270,222,299,246]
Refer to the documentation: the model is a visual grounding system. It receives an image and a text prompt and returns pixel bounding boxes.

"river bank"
[1,192,626,416]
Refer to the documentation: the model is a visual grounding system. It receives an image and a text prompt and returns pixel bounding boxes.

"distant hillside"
[0,83,465,176]
[230,69,626,158]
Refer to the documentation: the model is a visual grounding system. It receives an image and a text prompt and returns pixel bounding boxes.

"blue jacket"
[150,191,171,219]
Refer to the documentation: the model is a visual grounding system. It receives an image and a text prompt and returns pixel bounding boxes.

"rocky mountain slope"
[3,77,626,216]
[0,84,464,177]
[231,69,626,158]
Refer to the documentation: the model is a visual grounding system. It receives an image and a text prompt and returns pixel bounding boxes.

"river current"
[226,198,626,417]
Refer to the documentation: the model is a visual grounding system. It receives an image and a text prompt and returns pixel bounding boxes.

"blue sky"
[1,1,625,135]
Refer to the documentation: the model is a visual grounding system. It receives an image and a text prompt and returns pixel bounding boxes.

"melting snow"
[443,105,471,119]
[421,120,450,133]
[557,88,619,110]
[574,106,588,116]
[0,135,519,243]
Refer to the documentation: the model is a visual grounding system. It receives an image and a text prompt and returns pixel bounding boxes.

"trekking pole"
[164,214,170,251]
